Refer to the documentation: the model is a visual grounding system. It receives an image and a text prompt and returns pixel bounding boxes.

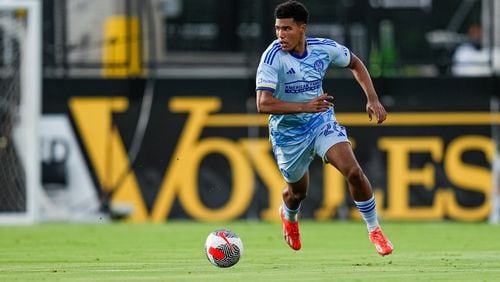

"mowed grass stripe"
[0,222,499,281]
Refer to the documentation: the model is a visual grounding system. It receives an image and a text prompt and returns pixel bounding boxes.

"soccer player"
[255,0,393,256]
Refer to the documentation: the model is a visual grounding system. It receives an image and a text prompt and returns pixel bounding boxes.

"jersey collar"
[289,42,308,59]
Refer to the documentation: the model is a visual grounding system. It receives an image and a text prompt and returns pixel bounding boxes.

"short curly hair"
[274,1,309,24]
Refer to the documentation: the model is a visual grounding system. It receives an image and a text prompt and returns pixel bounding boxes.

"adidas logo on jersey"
[286,68,296,74]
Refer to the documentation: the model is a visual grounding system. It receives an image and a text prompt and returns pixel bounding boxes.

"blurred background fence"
[42,0,500,78]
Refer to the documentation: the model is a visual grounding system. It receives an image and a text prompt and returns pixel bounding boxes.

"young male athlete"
[255,0,393,256]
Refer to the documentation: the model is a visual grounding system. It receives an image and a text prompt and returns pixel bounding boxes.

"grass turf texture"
[1,221,499,281]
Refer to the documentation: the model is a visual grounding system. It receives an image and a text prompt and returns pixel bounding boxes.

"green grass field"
[1,221,499,281]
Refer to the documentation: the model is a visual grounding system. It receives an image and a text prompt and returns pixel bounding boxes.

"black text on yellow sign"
[69,96,497,222]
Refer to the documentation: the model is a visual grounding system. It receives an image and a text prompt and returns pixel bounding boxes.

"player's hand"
[304,94,333,113]
[366,99,387,124]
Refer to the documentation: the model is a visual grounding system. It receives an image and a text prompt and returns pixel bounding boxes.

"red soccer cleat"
[279,206,301,251]
[369,227,393,256]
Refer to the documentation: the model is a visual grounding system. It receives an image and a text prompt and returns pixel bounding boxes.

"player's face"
[275,18,306,54]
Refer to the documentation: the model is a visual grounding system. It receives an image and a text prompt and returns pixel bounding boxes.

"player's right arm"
[256,90,332,114]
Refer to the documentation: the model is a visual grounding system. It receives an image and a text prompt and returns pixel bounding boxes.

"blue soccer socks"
[281,202,301,222]
[354,196,379,232]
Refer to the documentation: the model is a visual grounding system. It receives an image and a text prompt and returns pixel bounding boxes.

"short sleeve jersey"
[256,37,352,146]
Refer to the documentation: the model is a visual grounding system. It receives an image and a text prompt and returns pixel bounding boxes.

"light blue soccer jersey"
[256,37,352,147]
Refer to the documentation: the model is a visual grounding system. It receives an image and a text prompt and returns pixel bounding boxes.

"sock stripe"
[282,202,301,213]
[356,201,376,212]
[282,202,300,222]
[354,196,379,232]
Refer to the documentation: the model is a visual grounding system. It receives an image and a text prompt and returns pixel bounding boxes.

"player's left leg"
[325,142,393,256]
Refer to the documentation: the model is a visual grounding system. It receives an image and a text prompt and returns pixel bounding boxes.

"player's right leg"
[280,173,309,250]
[274,142,314,251]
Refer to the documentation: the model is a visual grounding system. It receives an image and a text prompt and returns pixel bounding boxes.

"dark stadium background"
[38,0,500,222]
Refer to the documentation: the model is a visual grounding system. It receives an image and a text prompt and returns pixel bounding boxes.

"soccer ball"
[205,229,243,268]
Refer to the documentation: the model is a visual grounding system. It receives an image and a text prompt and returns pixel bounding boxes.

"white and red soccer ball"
[205,229,243,268]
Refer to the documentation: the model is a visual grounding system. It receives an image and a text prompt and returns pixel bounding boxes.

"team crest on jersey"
[314,60,324,72]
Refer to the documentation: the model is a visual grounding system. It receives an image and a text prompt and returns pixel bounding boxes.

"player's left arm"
[348,54,388,124]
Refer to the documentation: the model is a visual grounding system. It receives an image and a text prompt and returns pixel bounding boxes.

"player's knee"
[291,190,308,202]
[345,166,365,186]
[283,187,307,202]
